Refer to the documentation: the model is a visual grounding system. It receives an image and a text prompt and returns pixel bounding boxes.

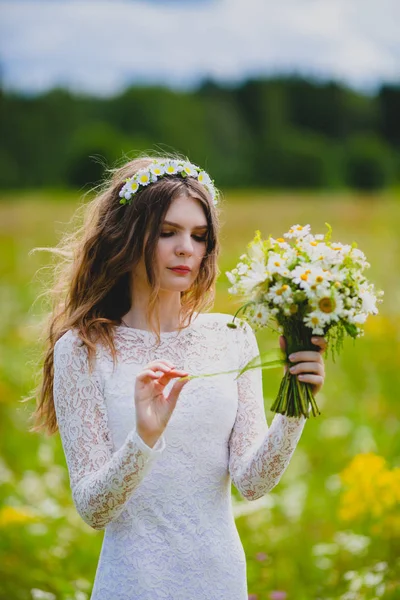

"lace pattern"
[53,312,307,599]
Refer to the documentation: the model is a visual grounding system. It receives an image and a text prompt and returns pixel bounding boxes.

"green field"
[1,190,399,600]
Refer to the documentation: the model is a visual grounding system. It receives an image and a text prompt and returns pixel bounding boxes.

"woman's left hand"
[279,335,327,396]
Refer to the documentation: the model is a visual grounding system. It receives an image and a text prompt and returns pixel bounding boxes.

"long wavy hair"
[26,153,221,436]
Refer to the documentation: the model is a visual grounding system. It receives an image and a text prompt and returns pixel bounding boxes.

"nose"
[175,233,194,256]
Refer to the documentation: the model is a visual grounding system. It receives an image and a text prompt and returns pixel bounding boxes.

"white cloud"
[0,0,398,95]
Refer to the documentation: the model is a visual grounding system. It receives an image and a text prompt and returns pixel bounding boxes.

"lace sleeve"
[53,330,166,530]
[228,320,307,501]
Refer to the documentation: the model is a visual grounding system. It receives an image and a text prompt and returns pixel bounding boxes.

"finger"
[288,351,324,364]
[289,362,325,376]
[144,360,176,372]
[166,377,190,405]
[311,337,328,352]
[157,369,189,386]
[136,369,160,383]
[295,373,324,386]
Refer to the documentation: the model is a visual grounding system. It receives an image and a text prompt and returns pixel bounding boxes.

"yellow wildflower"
[0,505,37,527]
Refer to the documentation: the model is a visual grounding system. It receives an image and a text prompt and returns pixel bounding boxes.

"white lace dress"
[53,312,307,600]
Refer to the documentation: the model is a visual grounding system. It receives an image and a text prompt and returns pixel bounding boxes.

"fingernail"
[288,354,295,360]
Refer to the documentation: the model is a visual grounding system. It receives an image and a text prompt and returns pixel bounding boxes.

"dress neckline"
[115,312,203,338]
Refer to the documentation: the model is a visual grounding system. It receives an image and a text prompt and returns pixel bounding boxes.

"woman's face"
[156,193,209,292]
[134,193,209,294]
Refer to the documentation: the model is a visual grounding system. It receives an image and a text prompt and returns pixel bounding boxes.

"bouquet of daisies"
[226,223,384,418]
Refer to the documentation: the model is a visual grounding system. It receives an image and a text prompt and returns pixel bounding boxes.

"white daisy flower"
[182,162,199,177]
[266,252,291,277]
[303,312,328,335]
[125,179,140,194]
[225,270,237,285]
[290,265,315,288]
[311,289,344,323]
[136,170,152,186]
[248,303,269,328]
[353,313,368,324]
[268,282,293,306]
[164,161,180,175]
[272,237,292,251]
[297,266,334,296]
[198,170,212,186]
[359,288,379,314]
[149,164,166,177]
[283,224,311,240]
[208,187,218,204]
[238,262,268,295]
[237,262,249,276]
[248,239,265,263]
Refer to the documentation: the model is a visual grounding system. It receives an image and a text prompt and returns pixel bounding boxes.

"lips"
[169,266,191,274]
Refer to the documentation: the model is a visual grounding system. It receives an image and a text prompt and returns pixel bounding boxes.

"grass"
[0,189,399,600]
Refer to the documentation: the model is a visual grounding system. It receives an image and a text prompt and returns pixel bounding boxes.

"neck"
[123,285,184,333]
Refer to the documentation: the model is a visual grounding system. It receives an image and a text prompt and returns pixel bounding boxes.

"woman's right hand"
[134,360,189,447]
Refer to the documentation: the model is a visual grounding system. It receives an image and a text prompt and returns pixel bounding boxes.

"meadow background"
[1,0,400,596]
[0,187,399,600]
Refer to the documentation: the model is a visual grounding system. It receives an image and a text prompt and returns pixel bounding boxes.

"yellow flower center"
[318,297,336,313]
[316,276,324,283]
[276,237,285,243]
[274,261,281,266]
[296,226,303,231]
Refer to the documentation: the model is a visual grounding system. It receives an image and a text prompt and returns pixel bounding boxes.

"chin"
[159,279,195,293]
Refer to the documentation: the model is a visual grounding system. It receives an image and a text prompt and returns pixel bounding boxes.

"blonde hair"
[25,153,221,435]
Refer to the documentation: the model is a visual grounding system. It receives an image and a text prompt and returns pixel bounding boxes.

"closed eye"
[160,231,207,242]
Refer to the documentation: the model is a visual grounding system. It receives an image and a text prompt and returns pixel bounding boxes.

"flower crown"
[118,159,219,206]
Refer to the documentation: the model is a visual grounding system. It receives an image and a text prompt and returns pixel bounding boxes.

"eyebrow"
[162,220,208,231]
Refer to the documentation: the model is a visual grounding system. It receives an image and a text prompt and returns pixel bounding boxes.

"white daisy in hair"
[182,162,199,177]
[149,163,166,177]
[125,179,140,195]
[136,170,152,186]
[198,170,212,186]
[164,161,180,175]
[206,184,217,204]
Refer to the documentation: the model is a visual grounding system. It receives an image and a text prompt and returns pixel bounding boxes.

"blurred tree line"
[1,76,399,191]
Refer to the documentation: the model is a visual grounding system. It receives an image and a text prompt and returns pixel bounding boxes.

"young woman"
[31,155,326,600]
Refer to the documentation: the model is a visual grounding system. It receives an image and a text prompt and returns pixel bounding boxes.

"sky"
[0,0,399,96]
